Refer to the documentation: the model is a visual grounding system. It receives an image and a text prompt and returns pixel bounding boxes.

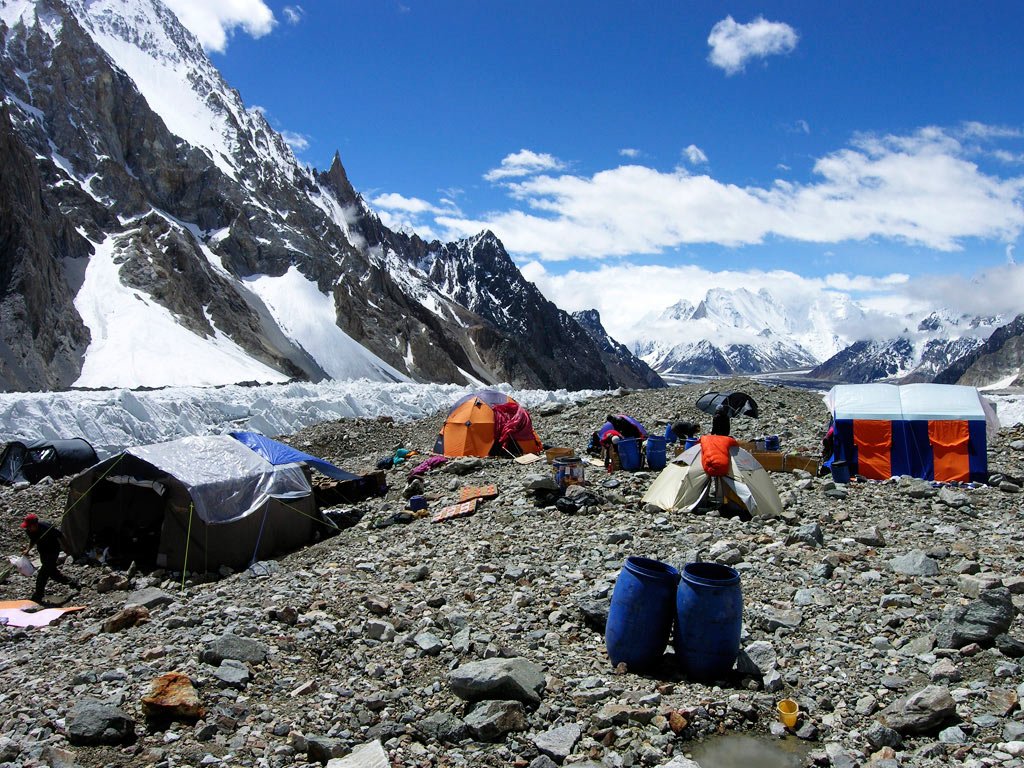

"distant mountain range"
[631,286,1021,387]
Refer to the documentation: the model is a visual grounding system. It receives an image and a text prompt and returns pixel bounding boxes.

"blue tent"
[230,432,360,482]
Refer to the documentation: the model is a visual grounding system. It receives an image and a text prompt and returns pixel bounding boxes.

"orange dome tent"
[433,390,544,458]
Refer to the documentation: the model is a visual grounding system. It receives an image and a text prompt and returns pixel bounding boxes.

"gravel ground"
[1,379,1024,768]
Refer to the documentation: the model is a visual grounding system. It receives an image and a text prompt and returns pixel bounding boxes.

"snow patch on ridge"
[72,234,290,388]
[244,267,408,383]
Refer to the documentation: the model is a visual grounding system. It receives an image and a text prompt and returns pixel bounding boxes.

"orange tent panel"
[853,420,892,480]
[928,420,970,482]
[442,399,496,457]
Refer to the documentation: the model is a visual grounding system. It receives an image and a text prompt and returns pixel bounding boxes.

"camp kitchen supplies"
[552,456,585,489]
[777,698,799,728]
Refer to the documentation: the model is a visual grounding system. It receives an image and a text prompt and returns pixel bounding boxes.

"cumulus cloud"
[370,192,461,240]
[283,5,304,24]
[164,0,276,52]
[280,130,309,152]
[901,264,1024,318]
[372,192,453,215]
[484,150,567,182]
[707,15,798,75]
[434,126,1024,263]
[683,144,708,165]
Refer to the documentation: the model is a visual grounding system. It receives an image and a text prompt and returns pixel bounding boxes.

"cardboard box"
[750,451,819,475]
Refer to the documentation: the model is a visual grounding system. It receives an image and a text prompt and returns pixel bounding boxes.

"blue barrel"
[683,437,699,450]
[830,460,850,484]
[764,434,781,451]
[606,557,680,671]
[664,424,677,443]
[674,562,742,681]
[616,439,642,471]
[646,436,667,470]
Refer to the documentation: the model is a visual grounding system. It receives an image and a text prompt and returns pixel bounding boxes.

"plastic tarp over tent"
[642,438,782,517]
[229,432,359,481]
[824,383,998,482]
[0,438,98,486]
[62,435,316,571]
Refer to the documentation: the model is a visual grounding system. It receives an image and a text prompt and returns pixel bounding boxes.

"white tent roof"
[825,383,998,425]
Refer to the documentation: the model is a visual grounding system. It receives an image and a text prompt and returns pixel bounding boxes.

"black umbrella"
[695,391,759,419]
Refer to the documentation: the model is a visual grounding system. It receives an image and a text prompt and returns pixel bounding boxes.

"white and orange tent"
[823,384,998,483]
[642,436,783,517]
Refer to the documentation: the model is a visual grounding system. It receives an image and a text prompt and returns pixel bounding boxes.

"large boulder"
[448,657,546,706]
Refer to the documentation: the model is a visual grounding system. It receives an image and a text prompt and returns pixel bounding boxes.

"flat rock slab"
[448,657,546,705]
[66,699,135,745]
[199,634,269,665]
[326,739,389,768]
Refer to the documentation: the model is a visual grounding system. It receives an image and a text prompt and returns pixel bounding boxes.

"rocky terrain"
[1,379,1024,768]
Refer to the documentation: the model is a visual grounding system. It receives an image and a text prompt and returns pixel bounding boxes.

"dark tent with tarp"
[0,438,98,486]
[62,435,317,572]
[696,391,759,419]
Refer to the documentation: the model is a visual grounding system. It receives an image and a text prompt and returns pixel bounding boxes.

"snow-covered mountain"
[807,310,1000,383]
[0,0,658,392]
[635,287,824,376]
[633,288,1004,384]
[934,313,1024,389]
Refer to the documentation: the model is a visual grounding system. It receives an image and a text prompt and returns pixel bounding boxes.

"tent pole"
[181,503,194,593]
[250,504,271,568]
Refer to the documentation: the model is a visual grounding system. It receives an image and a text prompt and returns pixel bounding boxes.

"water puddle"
[687,733,811,767]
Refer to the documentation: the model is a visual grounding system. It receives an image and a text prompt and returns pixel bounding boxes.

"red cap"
[20,513,38,529]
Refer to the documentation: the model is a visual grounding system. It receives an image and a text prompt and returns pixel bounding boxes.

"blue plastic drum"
[674,562,742,681]
[606,556,680,671]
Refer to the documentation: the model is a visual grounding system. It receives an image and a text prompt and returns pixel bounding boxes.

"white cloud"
[164,0,276,52]
[435,126,1024,262]
[707,15,798,76]
[283,5,304,24]
[619,148,641,158]
[683,144,708,165]
[902,264,1024,318]
[280,130,309,152]
[484,149,567,182]
[372,193,449,215]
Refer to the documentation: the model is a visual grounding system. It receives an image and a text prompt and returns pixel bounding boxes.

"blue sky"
[167,0,1024,340]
